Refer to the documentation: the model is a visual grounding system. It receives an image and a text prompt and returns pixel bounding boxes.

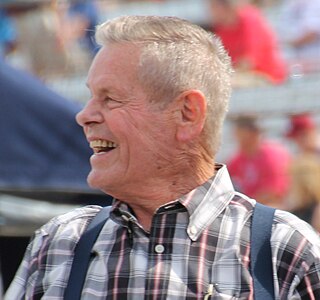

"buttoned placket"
[144,203,185,300]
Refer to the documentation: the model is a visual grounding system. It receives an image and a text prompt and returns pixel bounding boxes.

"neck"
[115,154,215,231]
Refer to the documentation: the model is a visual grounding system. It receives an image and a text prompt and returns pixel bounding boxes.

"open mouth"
[90,139,118,154]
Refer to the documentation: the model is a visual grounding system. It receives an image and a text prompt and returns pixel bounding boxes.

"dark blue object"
[0,59,92,192]
[250,202,276,300]
[64,206,111,300]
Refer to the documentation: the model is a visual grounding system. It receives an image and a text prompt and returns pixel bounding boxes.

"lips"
[90,139,118,154]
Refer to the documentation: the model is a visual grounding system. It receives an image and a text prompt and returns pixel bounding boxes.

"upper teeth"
[90,140,117,149]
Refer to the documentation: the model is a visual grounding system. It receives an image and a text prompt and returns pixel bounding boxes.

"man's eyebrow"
[85,83,113,95]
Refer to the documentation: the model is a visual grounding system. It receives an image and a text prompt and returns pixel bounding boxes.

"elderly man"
[5,16,320,299]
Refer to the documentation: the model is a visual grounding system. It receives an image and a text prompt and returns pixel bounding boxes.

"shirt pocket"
[204,284,241,300]
[210,293,240,299]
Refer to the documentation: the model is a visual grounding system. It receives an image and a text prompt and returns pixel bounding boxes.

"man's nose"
[76,100,103,127]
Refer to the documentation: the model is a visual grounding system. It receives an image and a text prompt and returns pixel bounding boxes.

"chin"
[87,171,106,189]
[87,170,119,195]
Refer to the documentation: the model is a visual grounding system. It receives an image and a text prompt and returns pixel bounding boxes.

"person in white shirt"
[281,0,320,71]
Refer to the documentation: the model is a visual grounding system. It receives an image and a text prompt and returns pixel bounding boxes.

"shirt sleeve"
[4,206,101,300]
[293,262,320,299]
[273,210,320,298]
[4,230,49,300]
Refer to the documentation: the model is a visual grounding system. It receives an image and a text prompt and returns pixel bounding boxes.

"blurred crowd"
[209,0,320,87]
[227,112,320,231]
[1,0,320,231]
[0,0,99,79]
[1,0,320,84]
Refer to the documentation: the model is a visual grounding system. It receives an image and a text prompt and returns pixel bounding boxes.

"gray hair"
[95,16,232,156]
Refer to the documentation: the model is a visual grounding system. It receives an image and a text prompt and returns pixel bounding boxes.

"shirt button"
[155,244,165,254]
[189,226,197,235]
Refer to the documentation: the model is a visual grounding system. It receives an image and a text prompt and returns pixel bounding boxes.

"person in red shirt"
[227,115,291,208]
[210,0,287,84]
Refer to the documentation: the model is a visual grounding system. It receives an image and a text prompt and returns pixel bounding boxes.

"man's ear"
[175,90,207,142]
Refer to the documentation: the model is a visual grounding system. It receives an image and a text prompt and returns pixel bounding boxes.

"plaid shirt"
[5,165,320,299]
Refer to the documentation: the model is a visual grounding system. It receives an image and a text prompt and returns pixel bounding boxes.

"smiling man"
[5,16,320,299]
[76,36,217,231]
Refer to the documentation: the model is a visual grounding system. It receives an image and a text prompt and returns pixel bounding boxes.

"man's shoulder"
[51,205,103,224]
[273,209,320,257]
[38,205,104,238]
[228,193,320,253]
[273,209,319,236]
[23,206,105,259]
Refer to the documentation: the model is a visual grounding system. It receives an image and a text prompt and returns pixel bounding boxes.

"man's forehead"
[93,43,141,65]
[85,79,119,96]
[86,54,133,85]
[88,44,140,77]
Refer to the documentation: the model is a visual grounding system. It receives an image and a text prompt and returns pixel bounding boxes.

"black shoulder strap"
[250,202,276,300]
[64,206,111,300]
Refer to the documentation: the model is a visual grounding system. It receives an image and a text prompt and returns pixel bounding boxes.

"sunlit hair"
[95,16,232,156]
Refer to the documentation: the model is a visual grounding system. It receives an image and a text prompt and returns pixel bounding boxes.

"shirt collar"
[110,164,235,241]
[179,164,235,241]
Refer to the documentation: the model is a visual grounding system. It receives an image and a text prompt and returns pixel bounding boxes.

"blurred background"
[1,0,320,293]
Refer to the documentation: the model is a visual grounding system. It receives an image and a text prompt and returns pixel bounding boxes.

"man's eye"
[105,97,115,102]
[104,97,121,108]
